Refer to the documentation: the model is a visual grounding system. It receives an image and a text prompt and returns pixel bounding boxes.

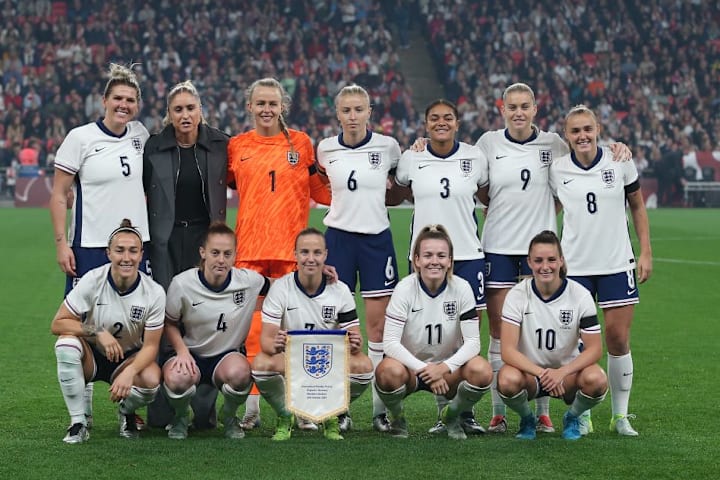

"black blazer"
[143,123,229,289]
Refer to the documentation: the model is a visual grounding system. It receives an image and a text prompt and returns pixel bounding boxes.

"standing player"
[161,222,270,440]
[50,63,150,430]
[252,228,373,441]
[51,219,164,443]
[391,99,488,434]
[375,225,493,440]
[316,84,401,432]
[549,105,652,436]
[498,230,607,440]
[227,78,332,430]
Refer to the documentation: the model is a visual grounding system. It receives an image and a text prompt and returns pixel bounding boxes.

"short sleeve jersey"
[395,142,488,260]
[54,120,150,247]
[384,274,477,365]
[64,264,165,353]
[502,278,600,368]
[317,131,401,234]
[476,129,568,255]
[227,129,317,262]
[165,268,270,357]
[261,272,359,331]
[549,148,640,275]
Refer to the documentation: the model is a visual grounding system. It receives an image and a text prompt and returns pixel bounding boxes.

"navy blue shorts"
[570,270,639,309]
[484,253,531,289]
[325,227,399,297]
[454,258,486,310]
[164,350,244,386]
[65,245,150,295]
[90,344,140,383]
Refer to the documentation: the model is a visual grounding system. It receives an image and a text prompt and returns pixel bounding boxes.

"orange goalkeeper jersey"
[227,129,331,263]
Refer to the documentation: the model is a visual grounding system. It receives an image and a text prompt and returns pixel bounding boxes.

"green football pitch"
[0,208,717,479]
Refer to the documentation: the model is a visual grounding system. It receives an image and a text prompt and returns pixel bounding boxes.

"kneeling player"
[375,225,493,440]
[52,220,164,443]
[498,230,608,440]
[252,228,373,441]
[162,222,271,439]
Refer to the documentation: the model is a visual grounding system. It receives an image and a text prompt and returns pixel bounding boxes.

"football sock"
[252,371,289,416]
[349,372,373,402]
[434,395,450,418]
[608,352,633,416]
[535,395,550,416]
[569,389,607,417]
[368,341,385,416]
[375,384,406,418]
[449,380,489,415]
[120,386,159,414]
[221,383,251,418]
[488,336,506,416]
[55,337,86,426]
[500,389,532,418]
[244,394,260,416]
[163,383,196,417]
[83,382,94,417]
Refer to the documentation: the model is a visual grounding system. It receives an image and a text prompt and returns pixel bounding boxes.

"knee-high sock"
[221,383,251,419]
[375,384,406,418]
[349,372,372,403]
[119,386,159,415]
[55,337,86,426]
[608,352,633,416]
[488,337,506,416]
[244,394,260,416]
[252,371,289,417]
[569,389,607,417]
[368,341,385,416]
[449,380,490,416]
[535,395,550,416]
[163,383,196,417]
[83,383,94,417]
[434,395,450,417]
[499,389,532,418]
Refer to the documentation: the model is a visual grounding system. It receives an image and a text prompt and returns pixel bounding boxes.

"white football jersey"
[64,263,165,354]
[549,148,639,275]
[395,142,488,260]
[318,131,401,234]
[261,272,359,331]
[165,268,270,357]
[383,274,479,373]
[54,120,150,247]
[476,129,568,255]
[502,278,600,368]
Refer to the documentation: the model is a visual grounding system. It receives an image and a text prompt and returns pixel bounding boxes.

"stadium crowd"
[1,0,720,205]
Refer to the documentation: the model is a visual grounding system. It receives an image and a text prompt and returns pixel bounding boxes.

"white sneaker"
[338,413,353,433]
[578,410,594,435]
[610,414,638,436]
[296,416,319,431]
[63,423,89,444]
[427,419,446,434]
[239,412,261,430]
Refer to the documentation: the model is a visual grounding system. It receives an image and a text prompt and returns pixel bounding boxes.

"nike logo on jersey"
[627,289,637,295]
[287,307,299,311]
[240,157,251,161]
[495,155,507,159]
[411,307,423,312]
[96,302,108,306]
[329,159,339,164]
[94,147,106,152]
[192,301,204,307]
[418,164,431,169]
[563,179,574,184]
[524,311,533,315]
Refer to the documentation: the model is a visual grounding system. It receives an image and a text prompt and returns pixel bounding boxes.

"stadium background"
[0,2,718,478]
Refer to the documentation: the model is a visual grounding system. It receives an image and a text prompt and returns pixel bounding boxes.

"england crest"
[559,309,573,329]
[303,343,333,379]
[539,149,552,166]
[601,168,615,186]
[443,301,458,318]
[130,305,145,322]
[132,137,143,154]
[368,152,382,169]
[287,151,299,165]
[322,305,336,324]
[233,290,246,306]
[459,159,473,177]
